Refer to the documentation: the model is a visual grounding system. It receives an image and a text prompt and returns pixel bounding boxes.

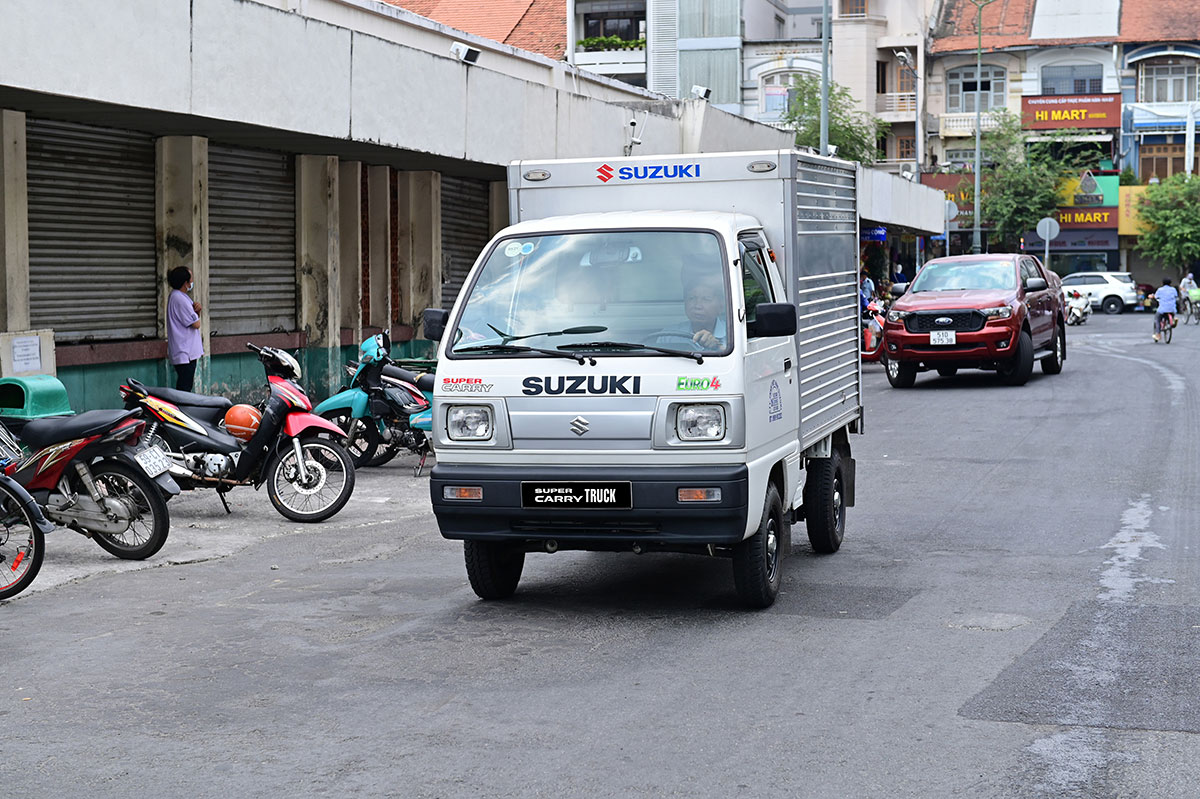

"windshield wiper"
[487,323,607,344]
[455,343,591,364]
[558,340,706,364]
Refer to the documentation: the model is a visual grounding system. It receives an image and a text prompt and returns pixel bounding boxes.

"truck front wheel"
[885,356,917,388]
[464,540,525,600]
[733,484,785,609]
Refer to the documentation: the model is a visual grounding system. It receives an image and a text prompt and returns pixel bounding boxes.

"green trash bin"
[0,375,74,428]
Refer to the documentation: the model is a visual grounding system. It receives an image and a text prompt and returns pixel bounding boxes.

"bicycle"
[1188,289,1200,324]
[1155,311,1175,344]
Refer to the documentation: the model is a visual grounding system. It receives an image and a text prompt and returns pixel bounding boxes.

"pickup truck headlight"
[676,405,725,441]
[886,309,912,323]
[980,306,1014,319]
[447,405,493,441]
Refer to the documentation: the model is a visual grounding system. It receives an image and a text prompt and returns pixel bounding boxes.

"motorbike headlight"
[447,405,493,441]
[886,309,912,323]
[980,306,1014,319]
[675,405,725,441]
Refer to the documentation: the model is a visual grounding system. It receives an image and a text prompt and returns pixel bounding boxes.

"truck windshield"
[447,230,731,357]
[910,260,1017,292]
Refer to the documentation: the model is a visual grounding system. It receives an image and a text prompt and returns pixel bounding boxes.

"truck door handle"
[784,358,793,371]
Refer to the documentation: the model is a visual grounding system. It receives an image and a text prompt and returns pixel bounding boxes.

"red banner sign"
[1022,94,1121,130]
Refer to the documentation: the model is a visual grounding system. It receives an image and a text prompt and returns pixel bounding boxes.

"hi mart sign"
[1022,94,1121,130]
[1054,207,1116,229]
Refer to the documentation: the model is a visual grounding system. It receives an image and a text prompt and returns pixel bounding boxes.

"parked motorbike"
[861,298,886,362]
[0,409,178,560]
[1066,290,1091,326]
[0,471,56,599]
[315,333,434,474]
[120,343,356,522]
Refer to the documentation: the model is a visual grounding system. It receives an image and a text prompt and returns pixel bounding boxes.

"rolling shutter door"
[440,175,490,309]
[208,144,297,336]
[26,119,157,341]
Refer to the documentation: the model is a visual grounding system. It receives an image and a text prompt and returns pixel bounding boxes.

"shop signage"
[1118,185,1148,236]
[860,226,887,242]
[1022,94,1121,130]
[1054,207,1117,229]
[1025,229,1118,251]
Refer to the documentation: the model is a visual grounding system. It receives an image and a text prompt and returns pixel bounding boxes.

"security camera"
[828,144,839,157]
[630,136,642,146]
[690,84,712,100]
[449,42,481,64]
[630,119,638,127]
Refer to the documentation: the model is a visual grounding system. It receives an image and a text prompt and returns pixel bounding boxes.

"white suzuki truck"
[424,150,862,608]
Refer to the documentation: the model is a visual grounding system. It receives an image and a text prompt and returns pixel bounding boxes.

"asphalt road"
[5,310,1199,798]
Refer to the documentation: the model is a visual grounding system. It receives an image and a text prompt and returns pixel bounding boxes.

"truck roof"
[500,210,762,238]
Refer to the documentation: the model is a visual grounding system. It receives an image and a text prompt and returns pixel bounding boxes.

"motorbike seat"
[128,379,234,411]
[381,363,436,393]
[20,409,141,451]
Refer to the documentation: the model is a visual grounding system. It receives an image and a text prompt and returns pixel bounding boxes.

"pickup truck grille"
[905,310,986,333]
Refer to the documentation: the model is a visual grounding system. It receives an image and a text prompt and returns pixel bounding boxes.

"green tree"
[1136,173,1200,273]
[781,74,889,165]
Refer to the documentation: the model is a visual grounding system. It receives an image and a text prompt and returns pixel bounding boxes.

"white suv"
[1059,271,1138,314]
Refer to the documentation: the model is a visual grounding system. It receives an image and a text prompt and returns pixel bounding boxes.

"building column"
[0,109,30,335]
[338,160,362,344]
[156,135,208,386]
[367,165,391,331]
[395,171,442,338]
[489,181,509,234]
[296,154,341,398]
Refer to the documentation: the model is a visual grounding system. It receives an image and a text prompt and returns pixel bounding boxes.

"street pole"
[820,0,830,155]
[970,0,996,254]
[898,51,923,268]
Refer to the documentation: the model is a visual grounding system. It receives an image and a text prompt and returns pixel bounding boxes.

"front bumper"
[430,464,749,548]
[883,322,1017,366]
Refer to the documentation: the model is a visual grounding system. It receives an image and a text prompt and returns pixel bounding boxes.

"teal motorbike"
[315,333,435,474]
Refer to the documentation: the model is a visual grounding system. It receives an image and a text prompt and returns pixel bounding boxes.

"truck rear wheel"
[464,540,525,600]
[803,450,845,554]
[733,484,785,609]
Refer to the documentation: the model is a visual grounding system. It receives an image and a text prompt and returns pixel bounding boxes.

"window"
[897,64,916,94]
[774,15,785,38]
[1140,143,1200,183]
[1020,259,1043,285]
[762,72,803,114]
[582,9,646,41]
[876,61,888,94]
[1139,59,1199,102]
[946,65,1006,113]
[1041,64,1103,95]
[841,0,866,15]
[739,240,774,325]
[896,136,916,160]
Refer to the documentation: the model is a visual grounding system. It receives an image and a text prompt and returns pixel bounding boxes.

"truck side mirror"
[748,303,797,338]
[422,308,449,341]
[1024,277,1048,292]
[890,282,909,297]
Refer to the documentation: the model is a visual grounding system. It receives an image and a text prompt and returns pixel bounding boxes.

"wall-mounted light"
[450,42,481,64]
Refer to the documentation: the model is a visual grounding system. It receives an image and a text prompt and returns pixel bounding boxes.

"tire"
[266,437,356,522]
[999,330,1034,386]
[803,451,846,554]
[1102,296,1123,315]
[733,483,785,608]
[88,462,170,560]
[0,486,45,600]
[1162,316,1173,344]
[319,411,379,468]
[936,366,958,377]
[464,540,525,600]
[1041,324,1065,375]
[885,356,917,388]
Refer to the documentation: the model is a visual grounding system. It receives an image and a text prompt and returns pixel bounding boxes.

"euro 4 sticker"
[768,380,783,423]
[677,376,722,391]
[442,377,494,393]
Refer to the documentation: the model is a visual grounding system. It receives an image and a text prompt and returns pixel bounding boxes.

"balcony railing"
[876,92,916,114]
[574,48,647,77]
[939,111,1002,138]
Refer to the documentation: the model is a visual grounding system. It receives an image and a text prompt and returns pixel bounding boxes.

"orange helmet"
[224,404,262,442]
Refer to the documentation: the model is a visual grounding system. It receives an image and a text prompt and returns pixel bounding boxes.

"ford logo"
[935,316,954,325]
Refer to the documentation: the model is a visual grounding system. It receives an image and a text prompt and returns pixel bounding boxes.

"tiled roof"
[932,0,1200,54]
[383,0,566,60]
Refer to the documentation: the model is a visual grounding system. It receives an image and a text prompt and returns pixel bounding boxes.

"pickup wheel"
[885,356,917,388]
[803,450,845,554]
[1041,325,1066,375]
[464,540,525,600]
[733,484,784,608]
[999,330,1034,386]
[1102,296,1123,315]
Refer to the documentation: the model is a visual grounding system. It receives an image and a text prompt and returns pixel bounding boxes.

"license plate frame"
[134,445,170,478]
[521,481,632,510]
[929,330,957,345]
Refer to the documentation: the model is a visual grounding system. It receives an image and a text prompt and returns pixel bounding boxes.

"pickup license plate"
[134,446,170,478]
[521,482,632,509]
[929,330,957,345]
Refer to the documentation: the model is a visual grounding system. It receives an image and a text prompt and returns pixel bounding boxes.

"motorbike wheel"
[366,441,401,468]
[319,411,380,469]
[266,436,355,523]
[0,486,45,600]
[88,462,170,560]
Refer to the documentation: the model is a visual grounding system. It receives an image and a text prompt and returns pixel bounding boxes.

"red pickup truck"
[881,253,1065,388]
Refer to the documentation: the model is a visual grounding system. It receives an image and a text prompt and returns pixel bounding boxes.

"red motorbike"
[861,298,886,362]
[0,409,178,560]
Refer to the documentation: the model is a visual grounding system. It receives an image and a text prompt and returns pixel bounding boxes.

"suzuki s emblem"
[935,316,953,325]
[570,416,590,436]
[596,164,614,183]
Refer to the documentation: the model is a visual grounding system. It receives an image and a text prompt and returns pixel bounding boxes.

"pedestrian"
[167,266,203,392]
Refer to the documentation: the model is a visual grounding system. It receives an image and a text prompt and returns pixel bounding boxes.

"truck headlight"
[886,309,912,323]
[447,405,493,441]
[980,306,1013,319]
[676,405,725,441]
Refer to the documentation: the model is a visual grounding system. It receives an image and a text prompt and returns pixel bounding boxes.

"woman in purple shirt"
[166,266,203,392]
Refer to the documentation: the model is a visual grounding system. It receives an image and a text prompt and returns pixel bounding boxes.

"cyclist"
[1182,272,1199,318]
[1153,278,1179,342]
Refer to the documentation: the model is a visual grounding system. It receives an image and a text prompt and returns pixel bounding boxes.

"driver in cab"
[661,273,727,350]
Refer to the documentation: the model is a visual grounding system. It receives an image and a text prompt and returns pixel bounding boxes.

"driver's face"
[685,282,722,328]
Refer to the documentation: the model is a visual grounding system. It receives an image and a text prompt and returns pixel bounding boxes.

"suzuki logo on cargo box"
[594,164,702,182]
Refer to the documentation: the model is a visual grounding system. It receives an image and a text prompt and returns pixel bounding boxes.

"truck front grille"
[905,310,986,333]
